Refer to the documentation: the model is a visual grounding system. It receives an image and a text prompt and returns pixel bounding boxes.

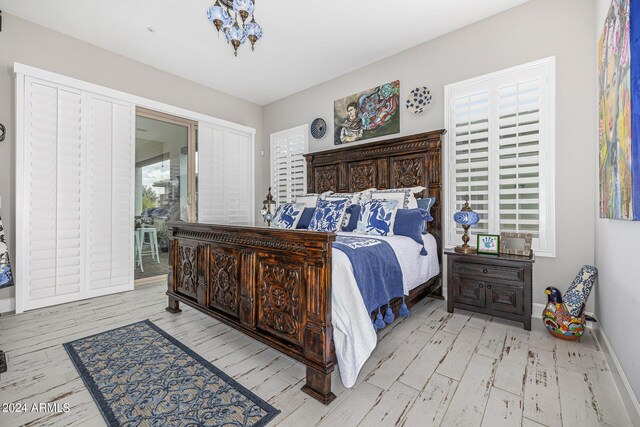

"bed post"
[166,225,181,314]
[300,242,336,404]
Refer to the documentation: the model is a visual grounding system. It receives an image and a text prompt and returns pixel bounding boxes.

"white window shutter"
[445,58,555,257]
[270,125,308,205]
[198,122,255,225]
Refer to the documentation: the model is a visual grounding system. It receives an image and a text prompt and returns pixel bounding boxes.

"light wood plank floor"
[0,282,633,427]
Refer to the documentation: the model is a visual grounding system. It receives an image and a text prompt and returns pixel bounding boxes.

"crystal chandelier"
[207,0,263,57]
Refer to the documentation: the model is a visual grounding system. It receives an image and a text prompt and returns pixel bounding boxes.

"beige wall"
[0,14,265,301]
[263,0,598,310]
[594,0,640,408]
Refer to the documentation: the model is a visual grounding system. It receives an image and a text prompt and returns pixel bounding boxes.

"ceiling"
[0,0,531,105]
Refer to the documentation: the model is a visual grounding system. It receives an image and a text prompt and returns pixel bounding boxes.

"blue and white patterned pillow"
[272,203,306,229]
[355,199,400,236]
[370,187,424,209]
[563,265,598,317]
[308,199,350,232]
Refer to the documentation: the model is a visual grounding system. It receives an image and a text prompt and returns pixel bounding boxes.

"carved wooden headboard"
[303,129,446,243]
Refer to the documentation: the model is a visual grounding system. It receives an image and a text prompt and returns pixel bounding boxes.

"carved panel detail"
[258,261,304,346]
[210,251,239,316]
[177,245,197,299]
[315,166,338,193]
[392,157,425,188]
[349,161,375,192]
[173,230,306,252]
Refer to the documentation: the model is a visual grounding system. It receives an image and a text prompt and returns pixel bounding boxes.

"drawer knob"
[487,285,492,290]
[479,284,484,288]
[483,269,488,274]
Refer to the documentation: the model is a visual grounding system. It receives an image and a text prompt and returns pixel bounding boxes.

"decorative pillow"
[327,193,362,228]
[393,209,425,245]
[370,187,425,209]
[417,197,436,234]
[272,203,306,229]
[563,265,598,317]
[342,204,361,232]
[355,199,399,236]
[394,209,429,256]
[295,207,315,229]
[295,192,332,208]
[308,199,350,232]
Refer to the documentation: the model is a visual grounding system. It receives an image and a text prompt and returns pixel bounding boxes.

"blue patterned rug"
[64,320,280,426]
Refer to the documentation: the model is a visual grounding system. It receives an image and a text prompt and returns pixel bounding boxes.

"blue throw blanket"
[333,236,409,330]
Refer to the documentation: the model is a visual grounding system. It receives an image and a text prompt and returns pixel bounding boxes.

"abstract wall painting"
[334,81,400,145]
[0,215,14,289]
[599,0,640,220]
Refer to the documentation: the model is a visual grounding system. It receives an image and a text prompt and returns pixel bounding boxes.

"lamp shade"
[453,210,479,226]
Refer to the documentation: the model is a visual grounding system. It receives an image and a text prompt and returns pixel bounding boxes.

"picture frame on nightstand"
[477,234,500,255]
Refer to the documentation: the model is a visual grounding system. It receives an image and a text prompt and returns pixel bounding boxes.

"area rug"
[64,320,280,427]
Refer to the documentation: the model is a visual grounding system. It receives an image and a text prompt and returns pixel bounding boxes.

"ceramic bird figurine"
[543,265,597,340]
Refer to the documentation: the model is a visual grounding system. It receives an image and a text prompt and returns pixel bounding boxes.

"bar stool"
[138,227,160,263]
[134,231,143,272]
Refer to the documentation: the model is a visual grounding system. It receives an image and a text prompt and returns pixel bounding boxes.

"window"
[445,57,555,257]
[270,125,308,205]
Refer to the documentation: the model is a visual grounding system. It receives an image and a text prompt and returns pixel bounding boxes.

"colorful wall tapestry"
[0,215,14,289]
[599,0,640,220]
[334,81,400,145]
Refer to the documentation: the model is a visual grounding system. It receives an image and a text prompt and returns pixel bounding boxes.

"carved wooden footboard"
[166,223,338,403]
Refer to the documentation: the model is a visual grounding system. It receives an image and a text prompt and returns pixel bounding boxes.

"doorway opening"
[134,108,197,282]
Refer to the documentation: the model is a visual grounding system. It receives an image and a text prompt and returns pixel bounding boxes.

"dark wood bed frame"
[166,129,446,404]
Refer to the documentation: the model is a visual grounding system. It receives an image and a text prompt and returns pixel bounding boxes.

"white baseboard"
[594,325,640,424]
[0,297,15,314]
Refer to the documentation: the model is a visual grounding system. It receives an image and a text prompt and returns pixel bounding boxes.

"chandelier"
[207,0,263,57]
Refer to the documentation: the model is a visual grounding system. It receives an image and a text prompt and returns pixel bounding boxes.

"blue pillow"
[308,199,350,232]
[296,207,315,229]
[416,197,436,234]
[394,209,429,256]
[272,203,306,229]
[342,205,361,232]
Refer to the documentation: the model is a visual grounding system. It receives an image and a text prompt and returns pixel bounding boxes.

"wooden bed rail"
[166,222,338,403]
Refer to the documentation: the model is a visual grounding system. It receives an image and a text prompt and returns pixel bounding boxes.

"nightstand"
[445,249,534,330]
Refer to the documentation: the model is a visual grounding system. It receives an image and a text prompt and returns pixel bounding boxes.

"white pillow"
[370,187,425,209]
[295,191,333,208]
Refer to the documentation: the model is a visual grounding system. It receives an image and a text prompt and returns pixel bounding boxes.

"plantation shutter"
[452,88,491,239]
[270,125,307,205]
[497,77,542,238]
[446,59,555,256]
[17,75,135,312]
[198,122,255,225]
[23,79,84,303]
[86,95,134,295]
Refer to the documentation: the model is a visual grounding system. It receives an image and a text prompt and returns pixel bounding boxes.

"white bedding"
[331,232,439,388]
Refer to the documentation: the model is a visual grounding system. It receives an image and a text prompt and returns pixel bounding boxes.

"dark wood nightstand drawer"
[485,282,523,314]
[452,261,524,283]
[452,276,486,308]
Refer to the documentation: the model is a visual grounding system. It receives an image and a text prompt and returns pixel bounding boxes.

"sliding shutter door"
[198,122,254,225]
[87,95,134,296]
[20,78,83,310]
[16,77,134,312]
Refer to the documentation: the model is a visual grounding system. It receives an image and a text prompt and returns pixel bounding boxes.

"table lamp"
[261,187,276,226]
[453,195,480,254]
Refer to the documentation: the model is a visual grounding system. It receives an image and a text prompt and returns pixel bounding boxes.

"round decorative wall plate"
[406,87,432,114]
[310,118,327,139]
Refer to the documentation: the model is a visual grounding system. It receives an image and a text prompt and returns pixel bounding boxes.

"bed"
[165,129,446,404]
